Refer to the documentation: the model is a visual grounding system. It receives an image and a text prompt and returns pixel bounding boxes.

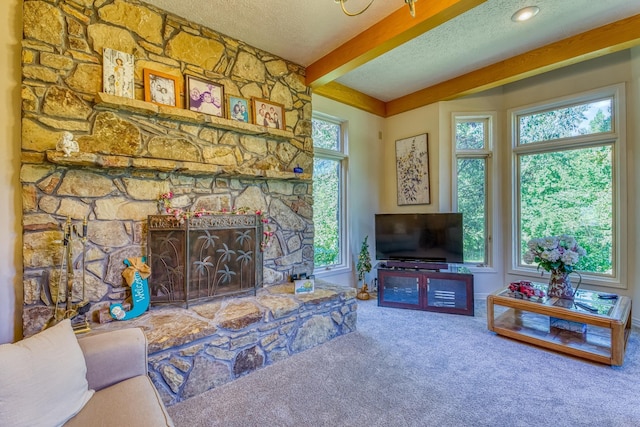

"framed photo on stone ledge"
[251,97,285,130]
[102,48,134,99]
[396,133,430,205]
[186,75,224,118]
[227,95,250,123]
[143,68,180,107]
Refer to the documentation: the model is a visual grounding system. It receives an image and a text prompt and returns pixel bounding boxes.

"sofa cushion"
[77,327,148,391]
[0,319,94,427]
[63,375,174,427]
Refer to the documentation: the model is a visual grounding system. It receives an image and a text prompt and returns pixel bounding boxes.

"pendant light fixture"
[336,0,418,18]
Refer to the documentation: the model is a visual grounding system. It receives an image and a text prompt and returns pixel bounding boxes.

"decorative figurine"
[56,131,80,157]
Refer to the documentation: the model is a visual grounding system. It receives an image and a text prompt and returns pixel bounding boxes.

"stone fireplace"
[21,0,315,336]
[20,1,361,402]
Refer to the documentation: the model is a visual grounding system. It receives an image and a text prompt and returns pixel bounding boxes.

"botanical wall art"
[186,75,224,117]
[102,48,134,98]
[395,133,430,205]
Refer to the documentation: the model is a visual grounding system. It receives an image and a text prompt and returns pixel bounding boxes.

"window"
[512,85,625,285]
[453,114,494,266]
[312,114,348,273]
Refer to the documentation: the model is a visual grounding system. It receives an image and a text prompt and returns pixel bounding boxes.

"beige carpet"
[168,298,640,427]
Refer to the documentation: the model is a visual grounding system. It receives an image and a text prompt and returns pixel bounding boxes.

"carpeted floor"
[168,298,640,427]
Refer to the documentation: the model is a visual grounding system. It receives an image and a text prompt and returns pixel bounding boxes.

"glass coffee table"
[487,283,632,366]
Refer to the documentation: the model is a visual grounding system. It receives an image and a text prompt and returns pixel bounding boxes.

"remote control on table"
[574,302,599,313]
[598,293,618,299]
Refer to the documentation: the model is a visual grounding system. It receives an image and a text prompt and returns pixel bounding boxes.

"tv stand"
[377,265,474,316]
[383,260,448,271]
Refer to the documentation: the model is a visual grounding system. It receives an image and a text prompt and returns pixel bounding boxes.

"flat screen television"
[375,213,464,263]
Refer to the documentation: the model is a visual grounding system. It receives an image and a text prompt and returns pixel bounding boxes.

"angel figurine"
[56,131,79,157]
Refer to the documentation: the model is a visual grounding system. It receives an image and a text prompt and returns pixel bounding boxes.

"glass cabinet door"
[380,273,421,307]
[426,276,471,312]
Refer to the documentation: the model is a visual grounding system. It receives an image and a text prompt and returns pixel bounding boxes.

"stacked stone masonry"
[21,0,315,335]
[92,281,358,405]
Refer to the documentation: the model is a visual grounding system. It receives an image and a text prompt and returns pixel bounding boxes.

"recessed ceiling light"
[511,6,540,22]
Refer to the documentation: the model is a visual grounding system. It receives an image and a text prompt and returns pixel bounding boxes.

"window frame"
[508,83,627,289]
[311,112,350,277]
[452,112,496,270]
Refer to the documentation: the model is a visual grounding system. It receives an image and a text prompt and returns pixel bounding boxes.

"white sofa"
[0,320,174,427]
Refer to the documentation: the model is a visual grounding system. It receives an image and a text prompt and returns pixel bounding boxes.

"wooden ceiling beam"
[312,82,386,117]
[305,0,487,88]
[386,14,640,117]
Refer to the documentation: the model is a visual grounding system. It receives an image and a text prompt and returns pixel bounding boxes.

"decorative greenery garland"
[158,191,274,251]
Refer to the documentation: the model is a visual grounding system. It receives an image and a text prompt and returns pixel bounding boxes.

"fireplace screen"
[147,214,263,306]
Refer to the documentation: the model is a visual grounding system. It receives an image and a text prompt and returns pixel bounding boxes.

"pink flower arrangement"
[523,235,586,274]
[157,192,273,251]
[159,191,173,209]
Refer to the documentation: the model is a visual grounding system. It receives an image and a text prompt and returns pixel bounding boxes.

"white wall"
[380,103,440,212]
[0,0,22,343]
[378,50,639,305]
[630,46,640,313]
[383,89,505,296]
[311,95,385,288]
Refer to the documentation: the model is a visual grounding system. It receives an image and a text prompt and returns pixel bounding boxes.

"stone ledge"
[95,92,295,141]
[87,280,357,405]
[44,150,312,180]
[91,280,355,352]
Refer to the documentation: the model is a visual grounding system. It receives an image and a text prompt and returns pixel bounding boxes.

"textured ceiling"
[142,0,403,66]
[337,0,640,101]
[143,0,640,102]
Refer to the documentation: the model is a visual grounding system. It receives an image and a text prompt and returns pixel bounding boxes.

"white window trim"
[311,113,350,277]
[507,83,627,289]
[451,112,497,271]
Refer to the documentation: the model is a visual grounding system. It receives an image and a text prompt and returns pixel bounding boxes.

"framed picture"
[226,95,250,123]
[252,97,285,129]
[185,75,224,118]
[396,133,430,205]
[102,48,134,99]
[294,278,315,294]
[143,68,180,107]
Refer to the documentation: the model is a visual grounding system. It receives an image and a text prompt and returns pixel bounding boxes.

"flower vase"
[548,269,579,299]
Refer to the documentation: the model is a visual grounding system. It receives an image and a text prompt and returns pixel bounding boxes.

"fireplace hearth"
[147,214,263,307]
[91,281,358,405]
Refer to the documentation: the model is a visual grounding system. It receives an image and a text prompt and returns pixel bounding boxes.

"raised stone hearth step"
[89,280,357,405]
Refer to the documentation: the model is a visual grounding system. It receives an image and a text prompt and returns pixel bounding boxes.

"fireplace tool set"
[44,217,91,333]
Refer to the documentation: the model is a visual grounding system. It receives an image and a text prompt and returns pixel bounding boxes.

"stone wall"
[21,0,314,336]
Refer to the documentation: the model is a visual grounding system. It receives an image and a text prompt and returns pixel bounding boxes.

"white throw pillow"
[0,319,94,427]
